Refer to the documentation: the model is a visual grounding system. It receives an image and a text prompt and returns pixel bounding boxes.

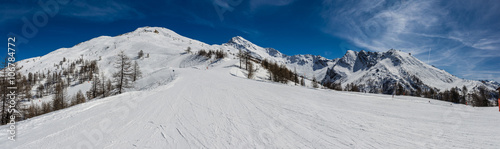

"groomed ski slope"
[1,60,499,149]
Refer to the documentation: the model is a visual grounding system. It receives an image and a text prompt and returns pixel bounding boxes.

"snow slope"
[2,59,499,148]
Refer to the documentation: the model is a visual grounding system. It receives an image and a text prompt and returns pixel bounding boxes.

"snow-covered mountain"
[18,27,334,82]
[16,26,498,97]
[18,27,212,79]
[223,36,336,80]
[321,49,498,94]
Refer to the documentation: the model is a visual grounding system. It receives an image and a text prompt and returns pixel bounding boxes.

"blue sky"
[1,0,499,82]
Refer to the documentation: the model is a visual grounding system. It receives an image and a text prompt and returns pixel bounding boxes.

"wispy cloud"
[0,0,144,25]
[250,0,296,9]
[0,2,36,27]
[471,37,500,51]
[321,0,500,81]
[460,70,500,82]
[213,0,235,11]
[60,1,144,22]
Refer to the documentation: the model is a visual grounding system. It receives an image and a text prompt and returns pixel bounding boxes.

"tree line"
[323,78,498,107]
[238,50,321,88]
[0,50,143,125]
[196,49,227,59]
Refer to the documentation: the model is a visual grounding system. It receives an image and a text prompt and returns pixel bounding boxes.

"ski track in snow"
[1,60,500,149]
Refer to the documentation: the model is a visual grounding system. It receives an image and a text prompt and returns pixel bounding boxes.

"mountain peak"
[385,49,400,55]
[129,26,180,37]
[227,36,252,45]
[134,26,165,32]
[232,36,245,40]
[224,36,264,55]
[341,50,358,61]
[387,48,397,52]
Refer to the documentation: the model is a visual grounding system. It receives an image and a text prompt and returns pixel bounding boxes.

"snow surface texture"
[2,59,500,148]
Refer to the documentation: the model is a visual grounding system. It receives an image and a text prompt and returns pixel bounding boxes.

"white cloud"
[472,38,500,50]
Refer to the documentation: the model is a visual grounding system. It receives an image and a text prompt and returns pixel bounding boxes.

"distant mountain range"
[321,49,499,94]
